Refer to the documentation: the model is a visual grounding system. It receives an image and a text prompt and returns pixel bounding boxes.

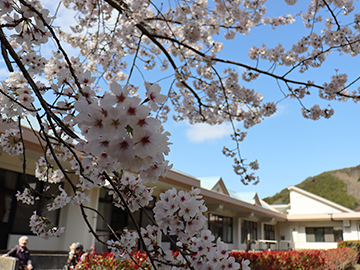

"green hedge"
[338,240,360,250]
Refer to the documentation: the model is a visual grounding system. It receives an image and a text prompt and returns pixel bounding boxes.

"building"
[1,125,360,253]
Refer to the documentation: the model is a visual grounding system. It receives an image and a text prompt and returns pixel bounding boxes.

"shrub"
[338,240,360,252]
[322,247,358,269]
[338,241,360,264]
[78,250,121,270]
[117,251,152,270]
[229,250,325,270]
[229,248,357,270]
[78,250,151,270]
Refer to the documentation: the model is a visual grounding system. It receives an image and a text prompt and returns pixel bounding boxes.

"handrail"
[256,239,278,250]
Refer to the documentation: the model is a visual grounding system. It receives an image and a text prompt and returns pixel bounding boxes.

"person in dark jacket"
[67,242,85,268]
[2,236,33,270]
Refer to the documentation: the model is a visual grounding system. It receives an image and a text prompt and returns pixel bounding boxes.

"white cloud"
[270,103,286,118]
[185,123,233,143]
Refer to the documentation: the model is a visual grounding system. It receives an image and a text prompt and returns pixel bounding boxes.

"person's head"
[18,236,28,247]
[74,242,83,254]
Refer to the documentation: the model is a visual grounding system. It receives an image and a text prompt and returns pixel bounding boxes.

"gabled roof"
[229,190,260,205]
[270,204,291,214]
[198,176,229,195]
[259,199,280,213]
[288,186,354,213]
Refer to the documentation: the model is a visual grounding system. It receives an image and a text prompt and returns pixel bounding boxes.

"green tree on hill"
[264,173,358,210]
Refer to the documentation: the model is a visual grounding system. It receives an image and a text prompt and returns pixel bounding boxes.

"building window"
[306,227,343,242]
[264,224,275,240]
[208,213,233,243]
[0,168,61,242]
[241,220,258,243]
[12,174,61,234]
[96,188,156,251]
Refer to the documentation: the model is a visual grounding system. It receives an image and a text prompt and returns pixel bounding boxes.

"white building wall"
[289,190,344,215]
[61,187,100,251]
[343,220,360,241]
[231,217,240,250]
[8,235,62,251]
[277,222,293,250]
[291,221,343,250]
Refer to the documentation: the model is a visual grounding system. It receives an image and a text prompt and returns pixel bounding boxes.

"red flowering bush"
[77,251,120,270]
[322,248,358,269]
[230,250,325,269]
[117,251,152,270]
[338,240,360,263]
[338,240,360,250]
[230,248,357,270]
[77,250,151,270]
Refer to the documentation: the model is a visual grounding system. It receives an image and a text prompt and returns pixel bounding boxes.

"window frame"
[264,224,275,240]
[305,227,343,243]
[0,168,61,235]
[96,188,156,251]
[241,220,258,243]
[208,213,233,243]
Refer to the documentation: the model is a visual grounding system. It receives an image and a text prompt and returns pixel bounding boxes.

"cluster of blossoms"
[104,188,246,269]
[262,14,296,29]
[0,128,23,156]
[107,229,139,260]
[29,211,65,239]
[301,105,334,120]
[20,47,47,75]
[322,73,348,100]
[108,172,154,213]
[46,186,71,211]
[1,0,52,46]
[153,188,207,237]
[0,72,35,116]
[71,191,90,206]
[136,188,241,270]
[35,156,64,184]
[16,187,38,205]
[73,81,171,182]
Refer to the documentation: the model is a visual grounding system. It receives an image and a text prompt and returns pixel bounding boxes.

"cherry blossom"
[35,157,64,184]
[242,258,251,270]
[108,172,154,212]
[107,229,139,258]
[2,0,360,269]
[71,191,90,206]
[16,188,39,205]
[29,211,65,239]
[0,129,23,156]
[47,186,71,211]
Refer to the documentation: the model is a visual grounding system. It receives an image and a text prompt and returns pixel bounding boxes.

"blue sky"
[3,1,360,199]
[164,94,360,199]
[160,2,360,199]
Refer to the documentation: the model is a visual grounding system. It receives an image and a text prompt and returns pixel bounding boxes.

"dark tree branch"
[0,28,79,139]
[103,172,160,270]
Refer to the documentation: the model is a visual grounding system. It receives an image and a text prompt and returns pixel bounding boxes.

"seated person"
[2,236,33,270]
[67,242,86,268]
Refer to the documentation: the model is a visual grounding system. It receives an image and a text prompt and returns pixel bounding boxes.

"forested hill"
[262,165,360,211]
